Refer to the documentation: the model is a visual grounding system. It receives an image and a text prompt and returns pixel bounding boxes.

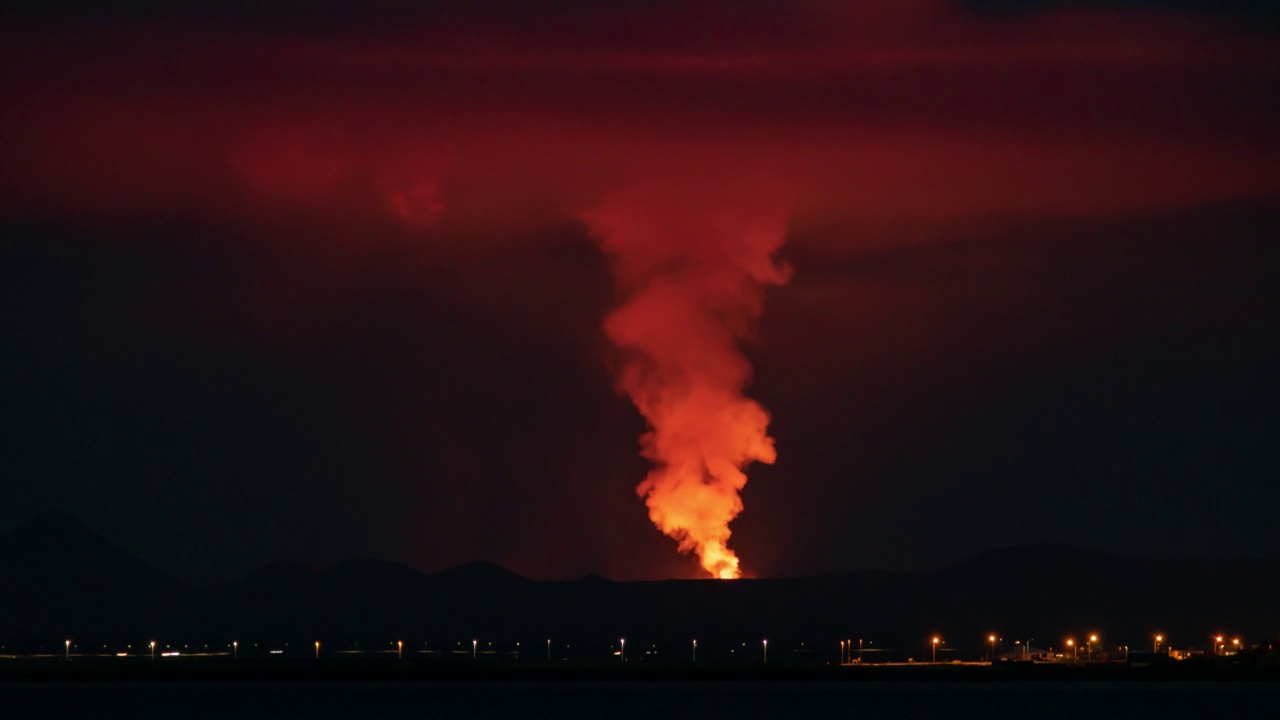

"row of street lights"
[839,638,870,664]
[1213,635,1243,655]
[612,638,775,663]
[53,631,1247,663]
[364,631,1240,662]
[61,639,237,660]
[1062,634,1100,662]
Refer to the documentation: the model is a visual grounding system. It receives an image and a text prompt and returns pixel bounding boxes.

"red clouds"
[2,0,1275,230]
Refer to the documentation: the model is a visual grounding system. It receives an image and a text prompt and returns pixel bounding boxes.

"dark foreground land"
[5,511,1278,719]
[4,656,1279,684]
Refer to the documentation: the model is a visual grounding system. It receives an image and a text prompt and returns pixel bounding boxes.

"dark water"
[4,681,1276,719]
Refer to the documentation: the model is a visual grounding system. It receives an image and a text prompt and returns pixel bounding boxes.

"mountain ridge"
[1,511,1276,654]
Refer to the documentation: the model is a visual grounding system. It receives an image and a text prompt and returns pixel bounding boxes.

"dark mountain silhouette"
[426,560,528,589]
[575,572,612,584]
[2,512,1277,659]
[0,511,189,642]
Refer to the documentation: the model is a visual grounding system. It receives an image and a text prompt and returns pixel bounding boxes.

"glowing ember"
[585,174,790,579]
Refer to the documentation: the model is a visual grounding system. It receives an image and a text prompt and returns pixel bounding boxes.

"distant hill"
[0,511,189,642]
[1,512,1276,659]
[426,560,529,589]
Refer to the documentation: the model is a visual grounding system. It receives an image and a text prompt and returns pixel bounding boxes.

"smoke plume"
[585,175,791,579]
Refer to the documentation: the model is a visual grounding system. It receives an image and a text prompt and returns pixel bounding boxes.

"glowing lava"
[586,175,790,579]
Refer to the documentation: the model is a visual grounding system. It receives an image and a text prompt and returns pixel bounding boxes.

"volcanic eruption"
[585,173,791,579]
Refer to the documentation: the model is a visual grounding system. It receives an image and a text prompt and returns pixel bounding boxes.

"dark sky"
[1,0,1277,583]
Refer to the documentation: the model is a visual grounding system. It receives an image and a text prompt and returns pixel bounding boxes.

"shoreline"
[3,659,1277,683]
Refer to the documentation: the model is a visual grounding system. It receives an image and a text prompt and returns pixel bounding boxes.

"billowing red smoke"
[584,173,791,579]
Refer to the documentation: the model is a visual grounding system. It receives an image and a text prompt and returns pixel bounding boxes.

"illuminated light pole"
[859,638,864,664]
[762,639,768,664]
[1088,634,1098,662]
[1214,635,1223,656]
[988,635,997,662]
[472,639,478,660]
[547,639,552,662]
[620,638,626,663]
[314,641,320,660]
[233,641,238,659]
[1067,638,1076,662]
[1154,634,1163,654]
[692,639,697,663]
[397,640,403,660]
[1232,638,1242,654]
[65,640,71,661]
[840,640,845,665]
[149,640,156,660]
[931,637,940,663]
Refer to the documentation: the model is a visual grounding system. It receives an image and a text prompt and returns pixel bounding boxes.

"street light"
[1154,634,1163,653]
[1067,638,1076,662]
[762,639,768,664]
[397,640,403,660]
[620,638,625,663]
[472,639,478,660]
[547,639,552,662]
[233,640,238,659]
[692,639,697,663]
[65,640,71,661]
[314,641,320,660]
[149,640,156,660]
[931,636,940,663]
[1088,634,1098,661]
[988,635,997,662]
[840,640,845,665]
